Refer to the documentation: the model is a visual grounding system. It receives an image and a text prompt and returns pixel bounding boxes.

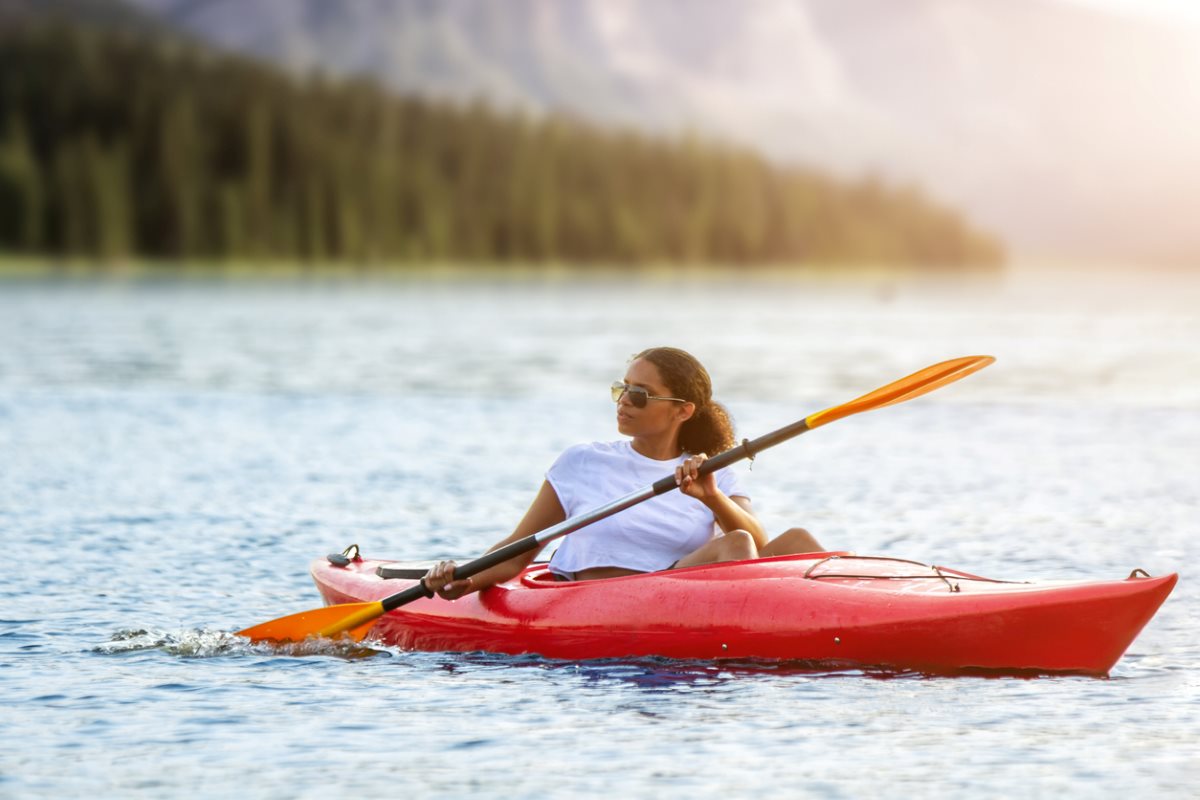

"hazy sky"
[1069,0,1200,23]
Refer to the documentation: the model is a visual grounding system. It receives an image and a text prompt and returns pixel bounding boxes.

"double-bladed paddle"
[238,354,994,644]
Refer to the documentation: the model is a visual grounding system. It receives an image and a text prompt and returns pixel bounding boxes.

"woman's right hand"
[424,560,474,600]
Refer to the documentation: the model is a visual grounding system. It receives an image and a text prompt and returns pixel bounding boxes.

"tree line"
[0,22,1004,269]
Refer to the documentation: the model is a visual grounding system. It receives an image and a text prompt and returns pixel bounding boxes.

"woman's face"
[615,358,693,439]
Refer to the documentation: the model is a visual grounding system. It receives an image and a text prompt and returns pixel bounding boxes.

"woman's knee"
[675,530,758,569]
[721,529,758,560]
[762,527,823,556]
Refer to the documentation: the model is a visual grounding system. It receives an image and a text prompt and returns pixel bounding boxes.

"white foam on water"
[95,627,391,660]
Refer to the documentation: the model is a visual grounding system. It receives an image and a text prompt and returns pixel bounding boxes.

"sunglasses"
[611,381,687,409]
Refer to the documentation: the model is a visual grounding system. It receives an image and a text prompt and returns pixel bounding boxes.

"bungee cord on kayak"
[800,555,1033,593]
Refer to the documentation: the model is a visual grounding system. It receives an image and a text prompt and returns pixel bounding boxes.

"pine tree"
[0,115,45,252]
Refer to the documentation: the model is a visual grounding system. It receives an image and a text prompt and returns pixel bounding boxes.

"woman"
[424,346,822,599]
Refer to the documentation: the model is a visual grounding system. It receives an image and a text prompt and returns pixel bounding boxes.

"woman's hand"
[423,560,474,600]
[676,453,720,503]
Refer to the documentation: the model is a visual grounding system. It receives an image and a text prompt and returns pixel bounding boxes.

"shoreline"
[0,255,1005,284]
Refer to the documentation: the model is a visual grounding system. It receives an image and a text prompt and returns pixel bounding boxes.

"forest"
[0,22,1005,270]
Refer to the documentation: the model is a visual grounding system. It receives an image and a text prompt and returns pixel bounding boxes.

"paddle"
[238,354,994,644]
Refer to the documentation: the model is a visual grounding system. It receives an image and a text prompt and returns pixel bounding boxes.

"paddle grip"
[382,580,439,612]
[383,538,543,612]
[450,536,542,583]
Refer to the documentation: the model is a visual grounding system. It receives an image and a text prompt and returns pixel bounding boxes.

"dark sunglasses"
[611,381,687,409]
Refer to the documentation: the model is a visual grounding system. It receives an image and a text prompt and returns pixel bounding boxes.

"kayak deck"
[311,552,1177,675]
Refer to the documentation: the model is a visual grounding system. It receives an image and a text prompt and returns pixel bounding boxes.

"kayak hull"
[310,553,1176,675]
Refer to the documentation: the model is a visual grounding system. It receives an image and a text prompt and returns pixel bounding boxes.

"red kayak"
[310,552,1176,675]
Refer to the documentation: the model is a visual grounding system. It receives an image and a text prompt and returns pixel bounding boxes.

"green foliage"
[0,115,44,250]
[0,22,1005,270]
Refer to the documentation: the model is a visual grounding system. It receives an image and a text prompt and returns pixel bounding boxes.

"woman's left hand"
[676,453,719,502]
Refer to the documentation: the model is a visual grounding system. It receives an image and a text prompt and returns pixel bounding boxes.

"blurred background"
[2,0,1198,273]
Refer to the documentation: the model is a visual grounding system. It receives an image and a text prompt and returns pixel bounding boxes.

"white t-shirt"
[545,440,747,576]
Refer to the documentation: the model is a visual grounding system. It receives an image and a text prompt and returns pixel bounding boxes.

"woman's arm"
[677,454,768,548]
[424,480,566,599]
[708,493,767,548]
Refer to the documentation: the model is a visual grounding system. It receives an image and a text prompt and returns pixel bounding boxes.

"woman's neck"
[630,435,683,461]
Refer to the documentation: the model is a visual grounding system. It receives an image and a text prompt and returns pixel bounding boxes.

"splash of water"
[95,628,390,660]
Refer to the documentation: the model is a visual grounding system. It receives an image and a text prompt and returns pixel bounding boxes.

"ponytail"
[679,400,736,456]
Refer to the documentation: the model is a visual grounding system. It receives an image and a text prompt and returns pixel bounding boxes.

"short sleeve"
[545,444,587,514]
[717,464,748,502]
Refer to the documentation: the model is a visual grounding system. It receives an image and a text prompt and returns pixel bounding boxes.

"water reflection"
[409,650,1064,688]
[92,629,1111,683]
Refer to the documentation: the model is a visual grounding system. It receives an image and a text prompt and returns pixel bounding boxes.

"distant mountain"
[21,0,1200,264]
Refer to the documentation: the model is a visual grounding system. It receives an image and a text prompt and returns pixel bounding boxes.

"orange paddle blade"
[805,355,994,429]
[237,600,384,644]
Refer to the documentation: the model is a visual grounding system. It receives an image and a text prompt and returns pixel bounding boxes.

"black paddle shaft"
[389,416,813,612]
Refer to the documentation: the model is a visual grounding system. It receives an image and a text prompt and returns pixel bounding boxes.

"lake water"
[1,269,1197,797]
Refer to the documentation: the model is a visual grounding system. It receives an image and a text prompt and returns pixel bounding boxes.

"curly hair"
[633,346,736,455]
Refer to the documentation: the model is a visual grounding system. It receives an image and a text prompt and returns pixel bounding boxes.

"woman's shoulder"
[553,440,637,469]
[557,440,627,462]
[548,442,624,486]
